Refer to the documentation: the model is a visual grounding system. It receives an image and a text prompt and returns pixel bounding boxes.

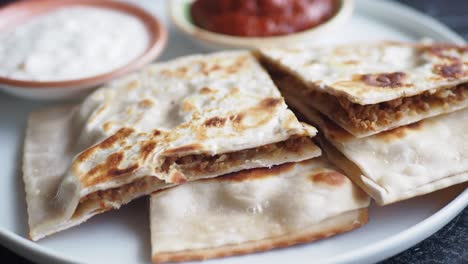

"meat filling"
[335,84,467,131]
[162,136,311,176]
[261,58,467,132]
[74,176,167,220]
[77,136,312,212]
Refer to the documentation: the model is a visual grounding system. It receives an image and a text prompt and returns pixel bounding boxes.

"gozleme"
[259,42,468,137]
[23,51,320,240]
[150,158,369,263]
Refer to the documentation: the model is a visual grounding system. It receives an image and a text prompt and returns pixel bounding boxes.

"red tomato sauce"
[191,0,337,37]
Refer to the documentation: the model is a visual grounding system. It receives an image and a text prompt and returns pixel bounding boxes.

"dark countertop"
[0,0,467,263]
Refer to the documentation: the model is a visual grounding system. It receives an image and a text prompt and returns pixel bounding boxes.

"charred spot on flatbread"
[360,72,408,88]
[75,127,135,165]
[433,62,465,80]
[310,171,347,186]
[81,152,140,187]
[204,117,227,127]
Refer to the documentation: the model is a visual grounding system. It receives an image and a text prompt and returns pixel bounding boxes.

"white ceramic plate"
[0,1,467,264]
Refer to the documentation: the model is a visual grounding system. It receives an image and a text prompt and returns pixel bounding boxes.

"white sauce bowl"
[0,0,167,100]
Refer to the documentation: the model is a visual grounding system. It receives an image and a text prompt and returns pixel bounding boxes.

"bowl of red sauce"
[170,0,354,50]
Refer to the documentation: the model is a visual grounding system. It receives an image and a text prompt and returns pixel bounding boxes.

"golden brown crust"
[424,44,468,59]
[152,208,368,263]
[81,152,140,187]
[138,98,155,108]
[204,116,227,127]
[140,141,158,161]
[230,97,283,131]
[199,86,216,94]
[374,121,424,142]
[433,62,466,80]
[75,127,135,165]
[102,121,115,133]
[310,171,347,186]
[361,72,408,88]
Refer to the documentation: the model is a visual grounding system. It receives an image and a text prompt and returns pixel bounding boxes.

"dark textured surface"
[0,0,467,263]
[380,208,467,264]
[397,0,468,40]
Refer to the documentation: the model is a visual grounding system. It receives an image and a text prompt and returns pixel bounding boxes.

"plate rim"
[0,0,467,263]
[327,188,468,264]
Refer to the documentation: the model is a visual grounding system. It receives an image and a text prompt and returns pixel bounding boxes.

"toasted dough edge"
[151,208,368,263]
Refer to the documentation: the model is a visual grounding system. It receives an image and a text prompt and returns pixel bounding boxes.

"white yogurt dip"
[0,7,150,81]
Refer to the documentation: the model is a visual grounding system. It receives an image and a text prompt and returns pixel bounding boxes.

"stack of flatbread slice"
[23,50,371,262]
[258,42,468,205]
[23,51,324,241]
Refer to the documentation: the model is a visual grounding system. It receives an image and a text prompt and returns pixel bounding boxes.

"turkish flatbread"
[284,92,468,205]
[258,42,468,137]
[150,158,370,263]
[23,51,321,240]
